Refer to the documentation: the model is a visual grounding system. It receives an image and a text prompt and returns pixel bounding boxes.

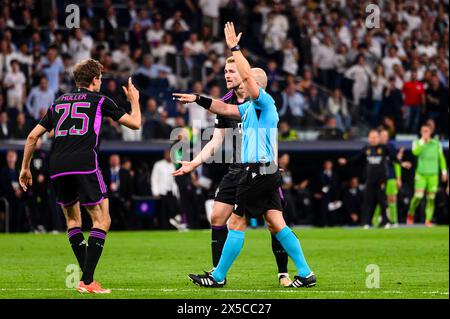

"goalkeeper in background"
[407,124,448,226]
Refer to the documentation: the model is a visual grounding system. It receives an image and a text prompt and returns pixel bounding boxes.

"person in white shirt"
[344,54,373,120]
[26,77,55,121]
[151,149,184,230]
[326,88,351,131]
[164,11,190,32]
[146,17,165,48]
[313,35,336,89]
[152,33,177,65]
[382,46,402,78]
[68,29,94,63]
[417,36,437,58]
[198,0,227,37]
[371,64,388,126]
[3,59,26,112]
[183,33,206,56]
[0,111,11,140]
[282,39,299,76]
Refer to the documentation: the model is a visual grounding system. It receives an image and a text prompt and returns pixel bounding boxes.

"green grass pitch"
[0,226,448,299]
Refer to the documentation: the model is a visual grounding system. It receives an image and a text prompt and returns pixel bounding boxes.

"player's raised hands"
[224,22,242,49]
[172,161,197,176]
[19,168,32,192]
[122,77,139,104]
[338,158,347,165]
[173,93,197,104]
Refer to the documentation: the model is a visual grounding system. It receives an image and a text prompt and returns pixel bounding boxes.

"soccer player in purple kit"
[19,59,141,294]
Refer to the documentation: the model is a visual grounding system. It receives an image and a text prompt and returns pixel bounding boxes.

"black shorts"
[234,166,283,218]
[214,165,246,206]
[52,170,108,207]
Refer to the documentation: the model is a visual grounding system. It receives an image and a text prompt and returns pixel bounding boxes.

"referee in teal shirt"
[173,22,315,289]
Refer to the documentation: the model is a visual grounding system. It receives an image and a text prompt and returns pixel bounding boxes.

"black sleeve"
[102,96,127,121]
[347,146,367,164]
[38,106,54,131]
[385,145,400,164]
[215,115,228,128]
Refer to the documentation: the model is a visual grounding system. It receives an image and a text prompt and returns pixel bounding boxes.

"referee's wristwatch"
[231,45,241,52]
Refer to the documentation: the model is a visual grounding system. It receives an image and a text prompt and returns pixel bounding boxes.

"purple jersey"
[39,88,126,178]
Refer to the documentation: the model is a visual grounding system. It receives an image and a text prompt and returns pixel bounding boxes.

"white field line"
[0,288,448,295]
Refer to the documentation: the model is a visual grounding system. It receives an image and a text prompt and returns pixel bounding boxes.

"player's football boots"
[288,272,317,288]
[77,281,111,294]
[188,272,225,288]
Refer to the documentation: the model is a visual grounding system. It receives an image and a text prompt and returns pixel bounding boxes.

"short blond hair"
[226,56,235,64]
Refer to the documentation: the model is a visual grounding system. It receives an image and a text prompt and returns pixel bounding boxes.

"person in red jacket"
[402,69,425,133]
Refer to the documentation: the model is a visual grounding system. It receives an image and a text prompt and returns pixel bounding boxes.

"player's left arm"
[224,22,260,101]
[438,142,448,182]
[19,124,48,191]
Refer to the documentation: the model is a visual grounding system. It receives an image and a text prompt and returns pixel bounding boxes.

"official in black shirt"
[339,129,408,228]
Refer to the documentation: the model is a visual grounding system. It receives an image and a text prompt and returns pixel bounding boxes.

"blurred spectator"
[3,59,26,113]
[278,121,298,141]
[313,160,341,227]
[279,153,298,225]
[105,154,133,230]
[146,15,164,48]
[371,64,388,127]
[164,11,189,32]
[318,117,344,140]
[151,149,182,230]
[68,28,94,64]
[382,46,402,78]
[262,8,289,55]
[142,98,161,139]
[0,111,11,139]
[0,39,14,80]
[313,35,336,90]
[326,88,351,132]
[342,176,363,225]
[279,82,307,127]
[0,150,27,232]
[424,74,446,135]
[12,112,30,139]
[344,54,373,122]
[26,76,54,121]
[101,117,122,140]
[282,39,299,76]
[304,85,327,127]
[152,33,177,65]
[402,69,425,133]
[37,45,64,95]
[198,0,224,37]
[153,111,173,140]
[382,76,403,131]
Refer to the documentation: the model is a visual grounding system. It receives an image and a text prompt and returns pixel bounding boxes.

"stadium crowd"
[0,0,449,232]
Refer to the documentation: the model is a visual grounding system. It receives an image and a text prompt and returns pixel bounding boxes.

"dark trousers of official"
[362,180,389,226]
[157,192,178,230]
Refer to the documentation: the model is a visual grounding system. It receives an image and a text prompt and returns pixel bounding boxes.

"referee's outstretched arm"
[172,93,241,120]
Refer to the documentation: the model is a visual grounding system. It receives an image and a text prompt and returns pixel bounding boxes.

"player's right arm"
[19,124,48,191]
[172,128,226,176]
[411,138,426,156]
[438,142,448,182]
[118,77,141,130]
[338,146,366,166]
